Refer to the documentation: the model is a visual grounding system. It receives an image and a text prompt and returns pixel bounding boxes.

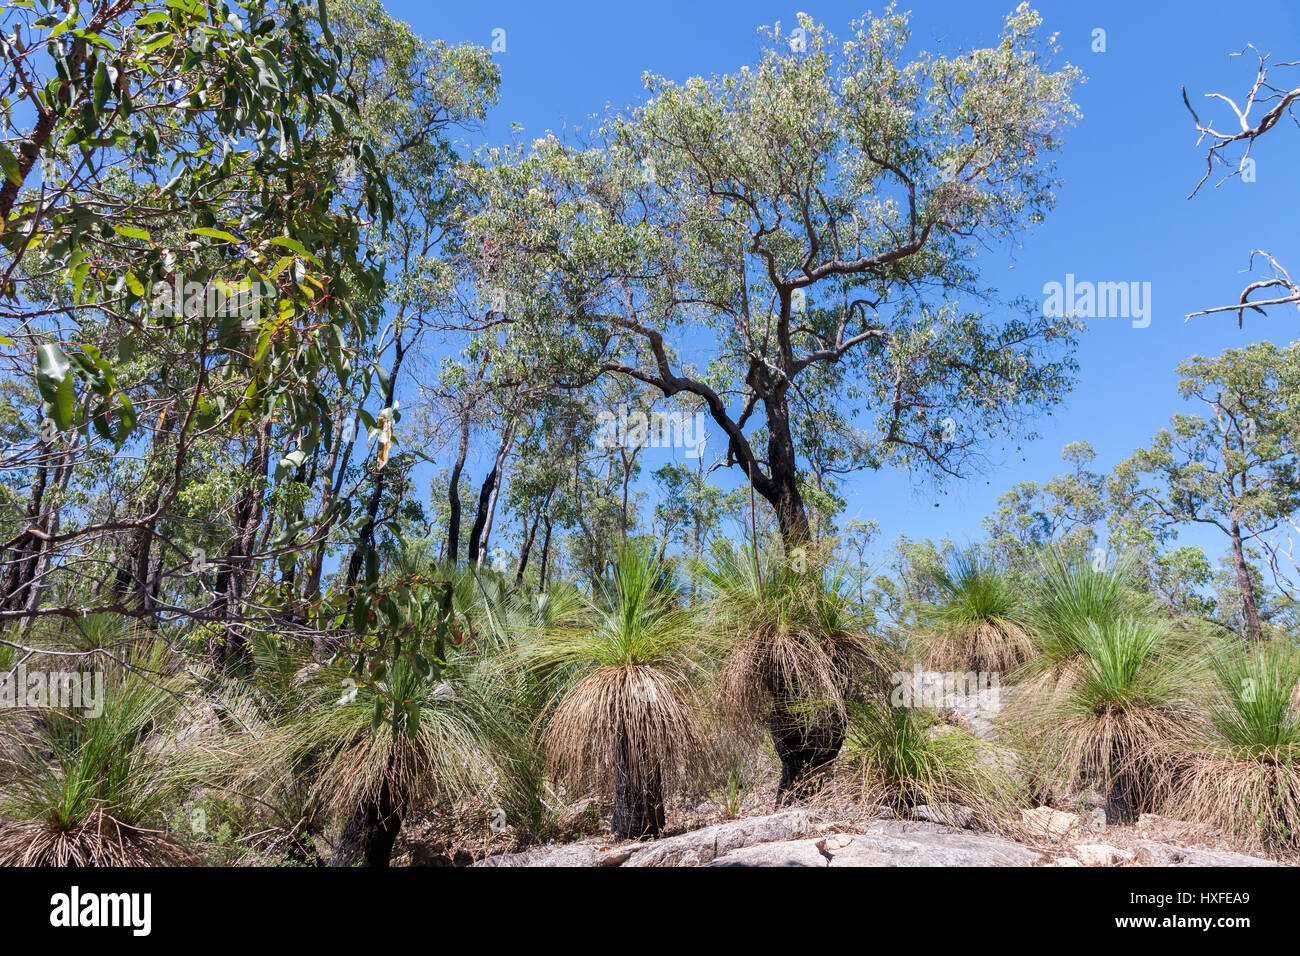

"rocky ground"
[391,687,1290,868]
[463,806,1283,868]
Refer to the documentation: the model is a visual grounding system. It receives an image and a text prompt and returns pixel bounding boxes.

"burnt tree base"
[330,779,402,868]
[611,766,664,839]
[771,707,845,806]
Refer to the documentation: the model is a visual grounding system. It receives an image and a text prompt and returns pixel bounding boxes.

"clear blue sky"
[384,0,1300,562]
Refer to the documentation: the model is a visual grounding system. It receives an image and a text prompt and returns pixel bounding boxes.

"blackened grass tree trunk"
[330,758,403,868]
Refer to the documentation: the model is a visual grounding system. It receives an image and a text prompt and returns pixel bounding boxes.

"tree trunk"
[0,451,50,615]
[1229,517,1263,640]
[538,516,553,590]
[330,776,402,868]
[209,418,270,670]
[762,395,810,545]
[769,703,845,805]
[467,420,516,567]
[305,404,354,605]
[610,735,664,839]
[515,487,554,586]
[466,465,498,568]
[343,339,408,606]
[112,401,177,609]
[445,410,470,565]
[477,419,517,567]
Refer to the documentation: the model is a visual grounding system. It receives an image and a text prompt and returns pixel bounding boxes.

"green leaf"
[35,343,71,403]
[93,61,110,113]
[0,141,21,187]
[113,225,152,241]
[188,227,241,243]
[266,236,321,266]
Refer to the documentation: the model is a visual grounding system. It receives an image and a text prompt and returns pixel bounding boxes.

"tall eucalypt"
[465,5,1082,547]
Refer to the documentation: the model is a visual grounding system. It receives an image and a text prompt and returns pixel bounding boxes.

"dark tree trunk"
[1228,517,1263,641]
[466,464,498,567]
[769,703,845,805]
[330,777,402,868]
[538,516,553,589]
[446,410,470,565]
[515,487,553,586]
[762,395,810,545]
[515,512,539,586]
[610,736,664,839]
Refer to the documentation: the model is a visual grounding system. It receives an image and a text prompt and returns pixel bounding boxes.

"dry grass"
[916,551,1035,674]
[544,664,705,799]
[1007,617,1205,818]
[0,810,192,866]
[1153,748,1300,855]
[923,620,1036,675]
[1147,638,1300,855]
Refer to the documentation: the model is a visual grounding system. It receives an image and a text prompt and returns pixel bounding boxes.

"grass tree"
[1015,617,1203,823]
[0,644,194,866]
[1155,639,1300,853]
[257,653,506,867]
[837,697,1027,831]
[918,551,1034,673]
[1022,552,1143,684]
[700,542,882,802]
[518,543,705,839]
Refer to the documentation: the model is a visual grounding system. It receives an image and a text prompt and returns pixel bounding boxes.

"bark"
[209,418,271,670]
[762,394,810,544]
[610,735,664,839]
[515,512,539,586]
[16,438,78,636]
[537,515,553,589]
[0,451,49,615]
[465,465,497,568]
[445,409,471,565]
[769,704,845,805]
[467,419,516,567]
[112,401,178,609]
[330,776,402,868]
[515,486,554,586]
[1229,517,1264,641]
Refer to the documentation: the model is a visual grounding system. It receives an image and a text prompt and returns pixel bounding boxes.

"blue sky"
[384,0,1300,562]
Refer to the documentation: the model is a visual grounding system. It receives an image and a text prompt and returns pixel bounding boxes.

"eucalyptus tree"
[466,7,1081,546]
[982,441,1106,574]
[1110,344,1300,640]
[0,0,394,640]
